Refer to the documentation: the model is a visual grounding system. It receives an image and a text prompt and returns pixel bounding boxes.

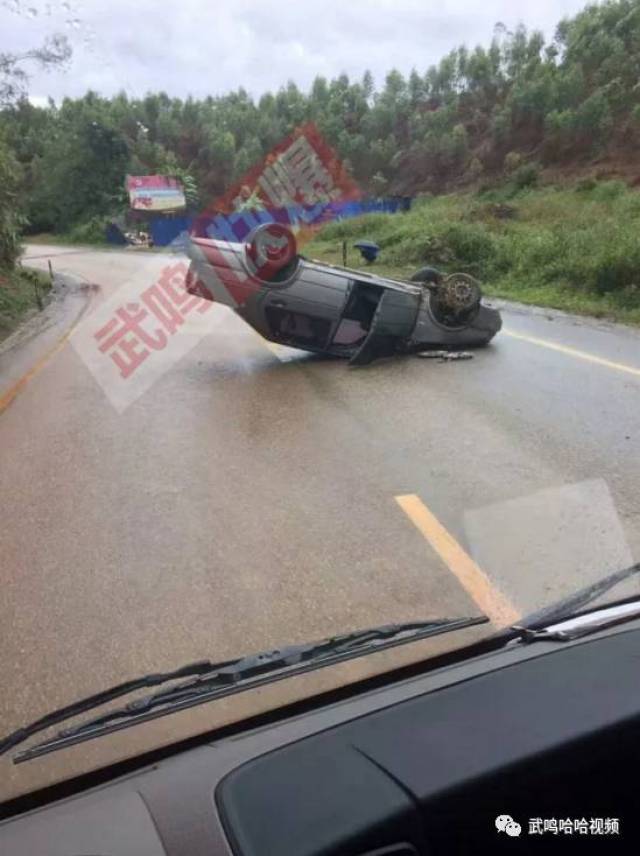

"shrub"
[511,163,540,191]
[314,213,392,241]
[575,177,596,193]
[467,157,483,181]
[310,185,640,313]
[574,90,613,141]
[412,192,435,210]
[436,222,495,272]
[0,267,50,336]
[0,138,25,268]
[504,151,522,173]
[66,216,109,244]
[591,180,626,202]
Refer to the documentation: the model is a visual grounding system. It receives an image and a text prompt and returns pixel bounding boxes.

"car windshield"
[1,0,639,800]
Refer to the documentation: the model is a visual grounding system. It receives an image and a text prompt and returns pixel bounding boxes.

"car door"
[258,262,348,351]
[349,286,421,365]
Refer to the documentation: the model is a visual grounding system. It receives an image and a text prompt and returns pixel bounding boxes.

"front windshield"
[1,0,639,799]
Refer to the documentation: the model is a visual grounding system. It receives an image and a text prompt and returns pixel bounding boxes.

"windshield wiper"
[515,562,640,628]
[2,616,486,764]
[510,561,640,643]
[512,598,640,643]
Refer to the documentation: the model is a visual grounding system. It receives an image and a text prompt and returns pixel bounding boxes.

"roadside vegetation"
[6,0,640,233]
[0,33,69,338]
[6,1,640,235]
[0,266,51,342]
[2,1,640,328]
[0,135,50,340]
[307,180,640,325]
[21,217,110,247]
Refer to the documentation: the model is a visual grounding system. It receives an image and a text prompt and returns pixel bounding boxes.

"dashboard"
[1,621,638,854]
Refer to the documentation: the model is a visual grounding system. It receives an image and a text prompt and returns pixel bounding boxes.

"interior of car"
[1,619,638,855]
[331,281,383,348]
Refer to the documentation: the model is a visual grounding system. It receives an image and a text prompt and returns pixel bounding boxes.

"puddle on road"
[464,478,636,617]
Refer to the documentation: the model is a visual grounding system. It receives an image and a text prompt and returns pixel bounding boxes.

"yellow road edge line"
[503,329,640,379]
[395,494,520,628]
[0,290,95,416]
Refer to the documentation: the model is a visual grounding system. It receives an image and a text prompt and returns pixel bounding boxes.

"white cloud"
[2,0,589,101]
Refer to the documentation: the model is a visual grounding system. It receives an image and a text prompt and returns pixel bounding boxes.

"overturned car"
[186,223,501,365]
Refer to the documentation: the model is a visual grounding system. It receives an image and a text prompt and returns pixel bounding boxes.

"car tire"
[410,266,444,284]
[429,273,482,328]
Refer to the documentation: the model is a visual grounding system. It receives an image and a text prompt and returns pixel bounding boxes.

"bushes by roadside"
[307,180,640,324]
[0,137,51,340]
[25,217,110,247]
[0,267,51,341]
[65,216,109,245]
[0,137,25,269]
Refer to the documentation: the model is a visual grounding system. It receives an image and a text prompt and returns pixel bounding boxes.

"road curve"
[1,244,639,799]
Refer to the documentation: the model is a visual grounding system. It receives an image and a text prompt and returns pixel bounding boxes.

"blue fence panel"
[148,198,413,247]
[105,222,128,245]
[150,216,193,247]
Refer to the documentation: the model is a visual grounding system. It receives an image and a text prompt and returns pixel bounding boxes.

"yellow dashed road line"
[395,494,520,628]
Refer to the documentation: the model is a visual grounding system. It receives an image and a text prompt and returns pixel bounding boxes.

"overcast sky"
[3,0,589,104]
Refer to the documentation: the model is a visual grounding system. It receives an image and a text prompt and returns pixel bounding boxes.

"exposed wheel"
[410,266,444,285]
[429,273,482,328]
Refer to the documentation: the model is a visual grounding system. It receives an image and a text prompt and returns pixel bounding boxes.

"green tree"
[361,70,375,102]
[29,100,129,232]
[0,135,24,266]
[5,0,640,230]
[0,35,71,106]
[575,89,613,144]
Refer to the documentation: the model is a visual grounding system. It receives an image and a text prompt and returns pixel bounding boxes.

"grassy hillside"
[306,179,640,325]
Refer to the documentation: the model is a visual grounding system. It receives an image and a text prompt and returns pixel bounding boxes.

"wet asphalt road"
[1,244,639,800]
